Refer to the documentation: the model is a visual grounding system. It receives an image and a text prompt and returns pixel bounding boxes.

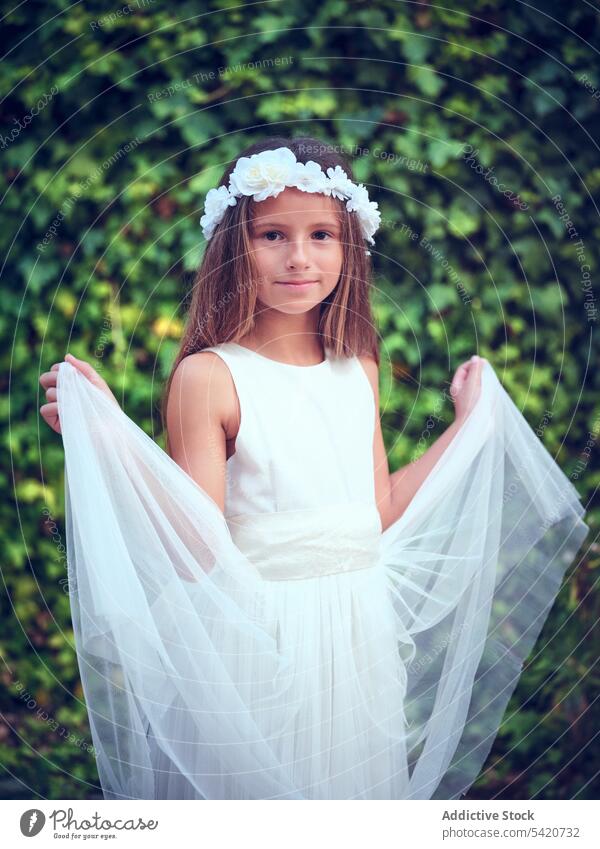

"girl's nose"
[286,239,310,267]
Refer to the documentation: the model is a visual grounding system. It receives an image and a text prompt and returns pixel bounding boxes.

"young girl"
[39,137,589,801]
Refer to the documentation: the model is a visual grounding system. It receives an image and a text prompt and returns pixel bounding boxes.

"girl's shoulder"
[167,350,240,443]
[171,349,233,392]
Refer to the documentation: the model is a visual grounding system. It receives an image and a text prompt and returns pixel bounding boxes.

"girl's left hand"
[39,353,119,435]
[450,356,486,424]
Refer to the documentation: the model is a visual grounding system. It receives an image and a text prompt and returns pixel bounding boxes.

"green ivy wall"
[1,0,598,799]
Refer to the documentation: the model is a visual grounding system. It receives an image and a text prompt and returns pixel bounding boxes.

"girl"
[39,137,589,800]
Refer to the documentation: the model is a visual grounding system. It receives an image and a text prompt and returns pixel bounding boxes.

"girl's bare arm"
[358,356,484,532]
[166,352,240,514]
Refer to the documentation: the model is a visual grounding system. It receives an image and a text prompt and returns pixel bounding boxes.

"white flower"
[324,165,354,199]
[228,147,297,202]
[293,161,330,194]
[360,202,381,245]
[200,185,237,239]
[346,183,381,245]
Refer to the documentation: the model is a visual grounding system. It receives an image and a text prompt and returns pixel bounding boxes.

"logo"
[20,809,46,836]
[19,806,159,838]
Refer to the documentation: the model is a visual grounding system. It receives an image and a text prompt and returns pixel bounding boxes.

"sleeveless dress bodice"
[201,342,377,520]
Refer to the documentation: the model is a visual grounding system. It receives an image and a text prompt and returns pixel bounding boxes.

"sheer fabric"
[56,359,588,799]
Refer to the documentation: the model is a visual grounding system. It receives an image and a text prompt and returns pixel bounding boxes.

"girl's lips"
[275,280,319,288]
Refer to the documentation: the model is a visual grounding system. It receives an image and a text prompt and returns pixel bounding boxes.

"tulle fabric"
[56,359,588,799]
[378,365,589,798]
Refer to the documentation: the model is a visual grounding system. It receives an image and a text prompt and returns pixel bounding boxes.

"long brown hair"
[161,135,380,444]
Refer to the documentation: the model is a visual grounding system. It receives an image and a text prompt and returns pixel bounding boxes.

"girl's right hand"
[450,355,486,424]
[39,353,119,435]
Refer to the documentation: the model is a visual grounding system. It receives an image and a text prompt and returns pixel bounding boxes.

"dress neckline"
[228,342,329,369]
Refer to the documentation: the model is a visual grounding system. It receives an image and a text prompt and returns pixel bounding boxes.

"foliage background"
[1,0,598,800]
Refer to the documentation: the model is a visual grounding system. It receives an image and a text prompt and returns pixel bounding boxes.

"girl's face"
[248,187,344,315]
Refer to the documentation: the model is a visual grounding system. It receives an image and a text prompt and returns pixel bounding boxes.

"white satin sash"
[226,502,382,581]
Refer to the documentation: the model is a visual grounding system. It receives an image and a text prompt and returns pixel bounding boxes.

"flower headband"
[199,146,381,249]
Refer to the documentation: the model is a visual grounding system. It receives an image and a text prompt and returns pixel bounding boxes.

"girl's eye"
[260,231,334,241]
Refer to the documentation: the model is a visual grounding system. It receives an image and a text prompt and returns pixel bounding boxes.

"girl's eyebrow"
[252,220,341,229]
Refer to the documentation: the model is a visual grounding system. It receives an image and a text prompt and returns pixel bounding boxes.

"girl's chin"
[271,302,321,314]
[256,289,324,309]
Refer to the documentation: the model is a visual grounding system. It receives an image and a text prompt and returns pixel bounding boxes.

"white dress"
[56,344,589,800]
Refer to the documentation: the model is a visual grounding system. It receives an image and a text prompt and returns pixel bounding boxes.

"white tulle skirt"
[56,360,589,800]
